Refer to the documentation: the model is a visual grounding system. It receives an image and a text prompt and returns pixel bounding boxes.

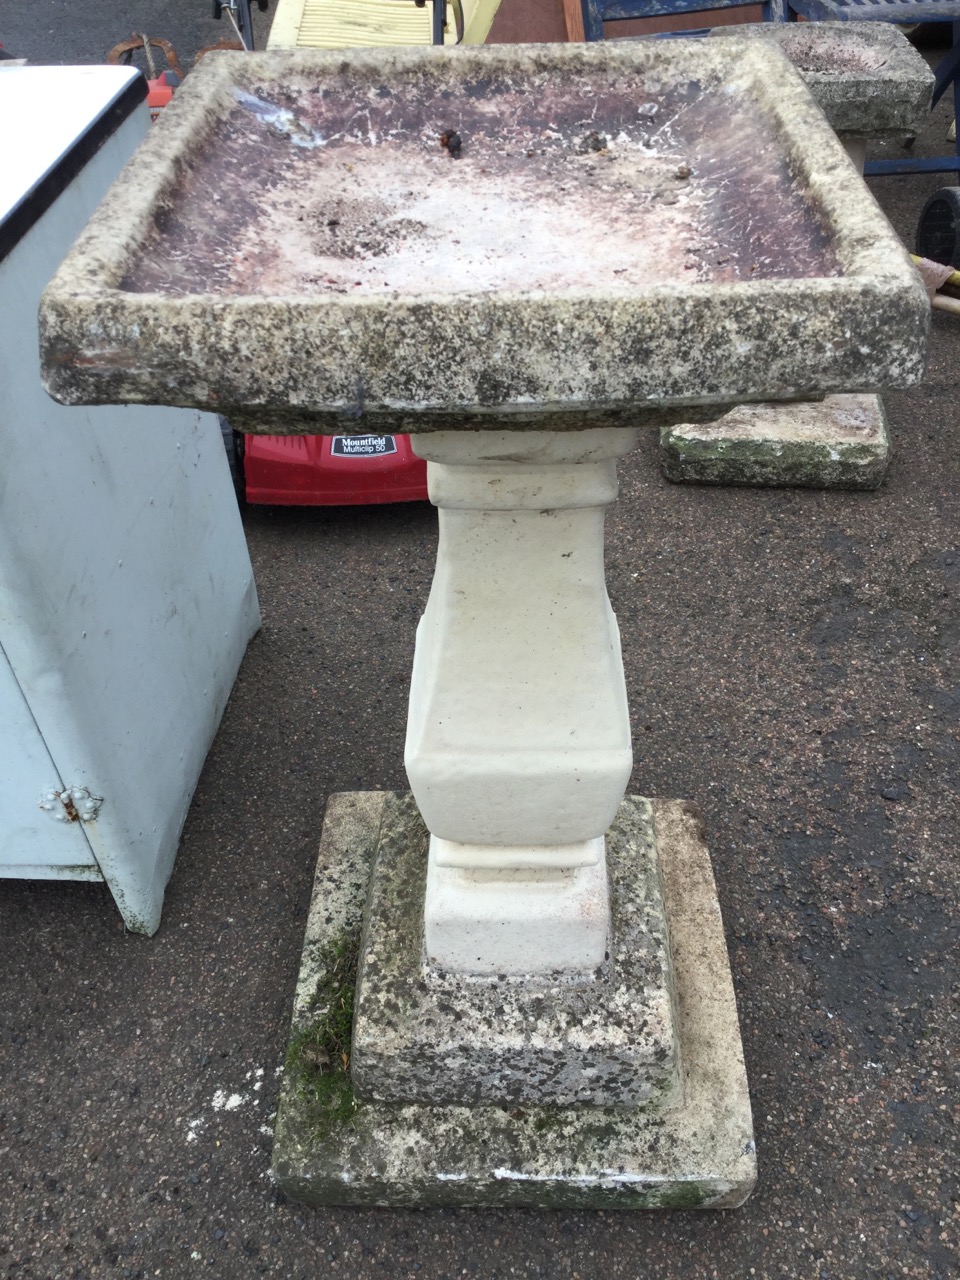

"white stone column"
[405,427,638,975]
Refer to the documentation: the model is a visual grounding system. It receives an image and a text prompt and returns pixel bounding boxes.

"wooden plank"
[487,0,568,42]
[463,0,506,42]
[563,0,587,40]
[268,0,504,50]
[266,0,306,50]
[605,5,762,34]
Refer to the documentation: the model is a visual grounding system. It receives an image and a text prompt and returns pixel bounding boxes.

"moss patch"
[651,1180,713,1208]
[284,931,361,1138]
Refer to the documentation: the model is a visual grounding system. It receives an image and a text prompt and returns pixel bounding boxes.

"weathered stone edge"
[709,23,933,138]
[351,794,681,1110]
[39,41,928,427]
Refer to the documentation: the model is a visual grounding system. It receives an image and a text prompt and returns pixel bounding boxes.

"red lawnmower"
[222,423,428,506]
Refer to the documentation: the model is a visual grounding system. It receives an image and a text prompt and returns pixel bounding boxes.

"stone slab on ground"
[659,393,890,491]
[271,792,756,1210]
[352,792,680,1109]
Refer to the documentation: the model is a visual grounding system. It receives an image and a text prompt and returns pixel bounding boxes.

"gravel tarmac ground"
[1,6,958,1279]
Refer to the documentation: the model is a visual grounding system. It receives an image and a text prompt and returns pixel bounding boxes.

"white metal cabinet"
[0,66,261,933]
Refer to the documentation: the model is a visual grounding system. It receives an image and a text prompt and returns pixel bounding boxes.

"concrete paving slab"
[660,393,891,490]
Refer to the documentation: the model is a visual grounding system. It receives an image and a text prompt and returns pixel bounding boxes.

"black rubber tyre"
[235,0,256,48]
[916,186,960,267]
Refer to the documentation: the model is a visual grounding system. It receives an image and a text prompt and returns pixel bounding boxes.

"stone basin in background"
[39,40,928,435]
[710,21,933,139]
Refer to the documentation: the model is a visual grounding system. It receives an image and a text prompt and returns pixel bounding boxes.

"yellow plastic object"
[267,0,501,50]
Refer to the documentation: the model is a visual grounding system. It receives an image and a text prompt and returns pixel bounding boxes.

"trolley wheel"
[915,186,960,267]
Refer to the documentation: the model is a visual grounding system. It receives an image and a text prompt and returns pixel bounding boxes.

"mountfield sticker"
[331,435,398,458]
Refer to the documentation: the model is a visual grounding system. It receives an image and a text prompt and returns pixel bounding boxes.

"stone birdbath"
[40,40,927,1209]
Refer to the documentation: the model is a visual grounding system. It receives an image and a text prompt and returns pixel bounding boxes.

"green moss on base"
[284,931,361,1138]
[650,1181,714,1208]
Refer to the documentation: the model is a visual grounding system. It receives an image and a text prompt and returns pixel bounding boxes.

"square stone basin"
[710,22,933,139]
[40,40,928,434]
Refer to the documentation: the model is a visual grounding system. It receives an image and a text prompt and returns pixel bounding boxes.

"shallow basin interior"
[772,27,891,76]
[122,60,840,299]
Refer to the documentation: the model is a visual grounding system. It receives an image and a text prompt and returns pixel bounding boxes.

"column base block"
[423,845,613,977]
[271,792,756,1210]
[659,393,889,490]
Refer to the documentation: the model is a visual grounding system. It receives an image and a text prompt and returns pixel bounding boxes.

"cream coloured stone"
[405,428,636,854]
[430,834,602,869]
[424,857,611,975]
[405,428,636,972]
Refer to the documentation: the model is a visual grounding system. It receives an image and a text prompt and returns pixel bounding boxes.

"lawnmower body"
[241,432,428,505]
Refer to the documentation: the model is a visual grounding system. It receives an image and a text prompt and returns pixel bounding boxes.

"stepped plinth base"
[271,792,756,1210]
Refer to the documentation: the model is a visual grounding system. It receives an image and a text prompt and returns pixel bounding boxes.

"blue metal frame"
[581,0,783,41]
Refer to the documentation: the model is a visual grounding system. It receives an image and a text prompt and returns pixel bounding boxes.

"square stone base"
[352,794,680,1109]
[271,792,756,1210]
[660,393,889,490]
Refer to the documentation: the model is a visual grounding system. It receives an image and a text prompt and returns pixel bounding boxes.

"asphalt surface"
[1,6,958,1279]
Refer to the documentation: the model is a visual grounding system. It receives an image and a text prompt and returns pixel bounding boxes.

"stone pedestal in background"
[662,23,932,493]
[661,393,891,490]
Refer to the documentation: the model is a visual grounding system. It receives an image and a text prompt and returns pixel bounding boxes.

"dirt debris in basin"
[122,66,840,299]
[777,30,886,77]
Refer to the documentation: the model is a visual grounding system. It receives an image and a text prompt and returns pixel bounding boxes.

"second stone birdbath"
[40,39,927,1208]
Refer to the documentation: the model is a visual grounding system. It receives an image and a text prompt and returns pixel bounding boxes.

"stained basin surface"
[122,61,837,298]
[40,40,928,433]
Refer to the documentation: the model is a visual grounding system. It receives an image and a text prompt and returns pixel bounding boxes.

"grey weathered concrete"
[351,792,680,1109]
[711,22,933,141]
[39,40,927,435]
[660,392,891,490]
[271,792,756,1210]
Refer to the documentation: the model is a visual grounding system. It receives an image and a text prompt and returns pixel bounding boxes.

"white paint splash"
[181,1066,272,1145]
